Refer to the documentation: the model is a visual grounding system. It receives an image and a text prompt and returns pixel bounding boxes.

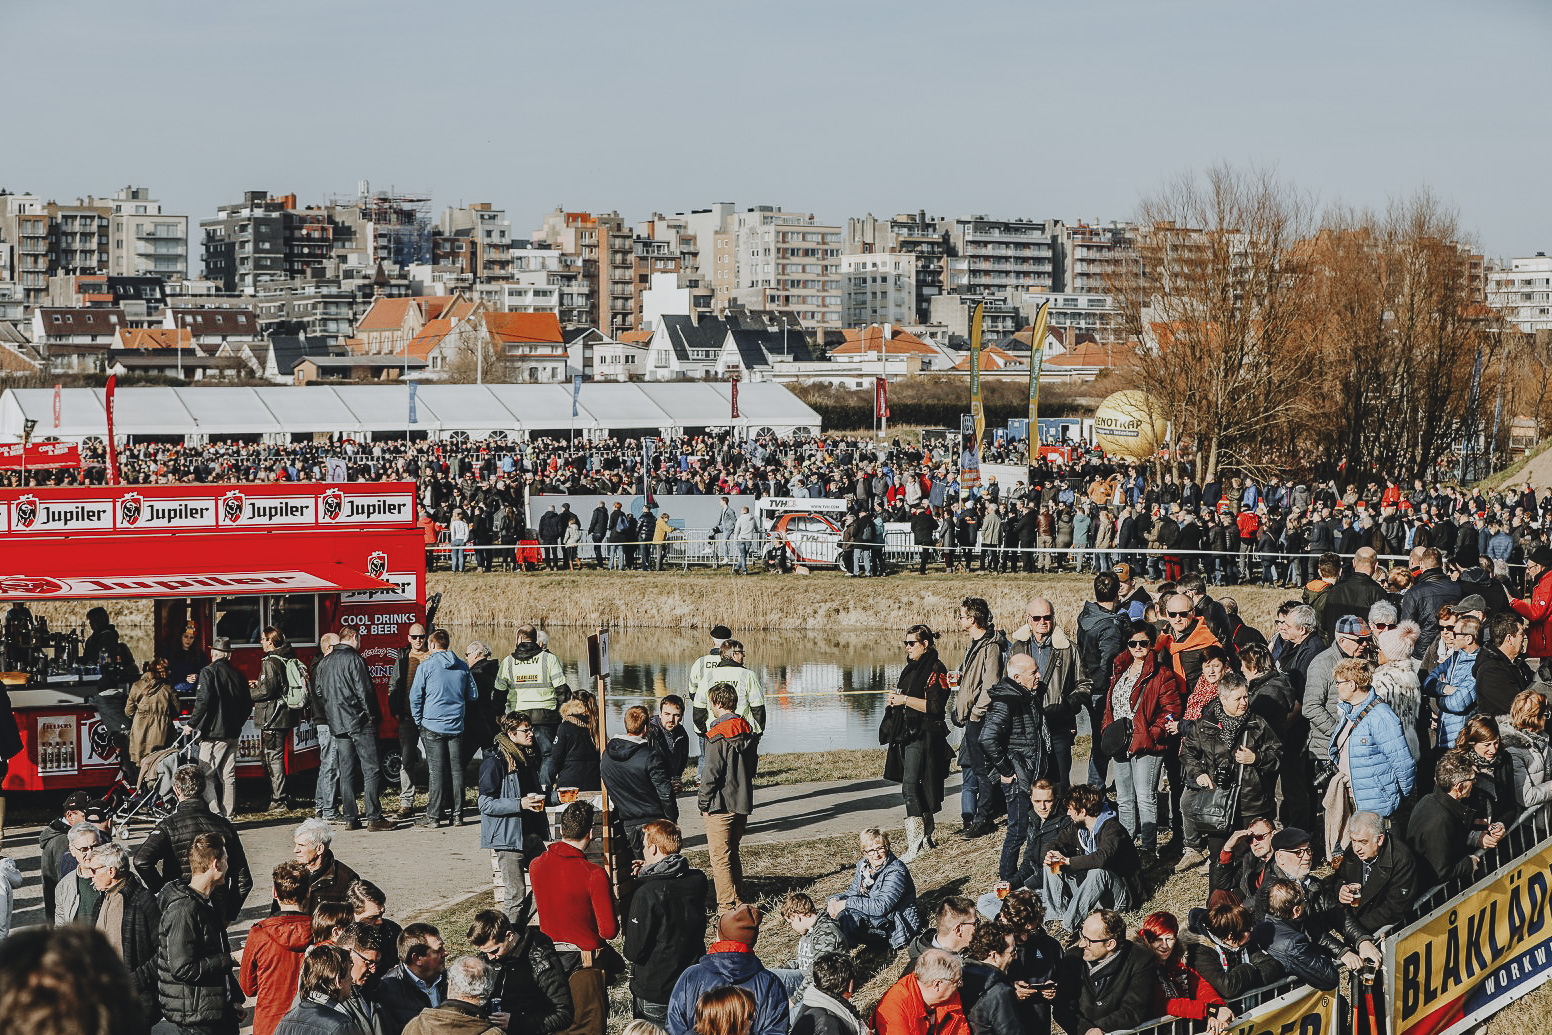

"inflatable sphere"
[1094,390,1166,460]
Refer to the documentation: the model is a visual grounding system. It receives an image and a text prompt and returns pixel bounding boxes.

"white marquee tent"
[0,382,822,443]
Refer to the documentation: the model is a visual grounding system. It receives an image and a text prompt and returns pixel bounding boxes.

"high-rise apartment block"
[107,186,188,282]
[846,212,949,322]
[201,191,365,292]
[841,252,916,327]
[945,216,1058,296]
[727,207,842,329]
[1488,254,1552,334]
[434,203,512,281]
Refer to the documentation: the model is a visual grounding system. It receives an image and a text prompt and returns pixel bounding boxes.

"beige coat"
[954,628,1007,725]
[124,672,179,763]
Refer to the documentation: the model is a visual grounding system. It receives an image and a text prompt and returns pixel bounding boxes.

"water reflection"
[446,625,906,755]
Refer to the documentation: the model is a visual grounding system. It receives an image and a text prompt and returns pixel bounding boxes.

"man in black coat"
[466,905,574,1035]
[1054,909,1158,1035]
[86,841,161,1023]
[623,819,709,1025]
[1327,810,1417,964]
[187,637,251,819]
[1407,749,1505,890]
[39,790,95,921]
[315,626,391,831]
[979,654,1047,884]
[1474,612,1534,717]
[599,706,677,859]
[1318,548,1389,642]
[156,832,242,1035]
[133,764,253,925]
[1400,547,1465,660]
[587,502,609,568]
[373,923,448,1035]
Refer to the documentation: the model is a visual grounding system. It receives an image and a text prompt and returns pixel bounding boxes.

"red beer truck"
[0,482,425,793]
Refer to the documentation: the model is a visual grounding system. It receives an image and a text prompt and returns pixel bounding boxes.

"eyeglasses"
[903,639,923,647]
[1079,934,1114,945]
[1166,610,1192,618]
[512,727,534,736]
[1028,614,1054,623]
[1127,639,1152,648]
[1285,846,1313,858]
[350,948,382,972]
[409,634,427,641]
[1372,622,1395,631]
[1251,829,1275,841]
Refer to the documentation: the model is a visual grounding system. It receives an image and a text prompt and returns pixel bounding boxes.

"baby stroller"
[107,725,200,841]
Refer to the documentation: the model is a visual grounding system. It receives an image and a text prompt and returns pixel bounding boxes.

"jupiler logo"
[322,489,344,522]
[367,551,388,579]
[221,490,245,523]
[15,495,38,529]
[119,492,144,526]
[0,574,66,595]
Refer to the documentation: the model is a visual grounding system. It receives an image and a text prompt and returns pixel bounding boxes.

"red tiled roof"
[356,296,453,333]
[484,312,564,344]
[619,330,653,344]
[117,327,193,351]
[1045,341,1137,368]
[832,327,937,356]
[404,318,454,361]
[953,345,1024,371]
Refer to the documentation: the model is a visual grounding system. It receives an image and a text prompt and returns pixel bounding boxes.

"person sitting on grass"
[1039,783,1137,935]
[824,828,921,950]
[960,922,1031,1035]
[771,892,847,1001]
[873,948,970,1035]
[667,905,787,1035]
[790,952,867,1035]
[904,897,978,969]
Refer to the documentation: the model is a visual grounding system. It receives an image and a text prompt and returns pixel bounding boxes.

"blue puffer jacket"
[409,650,477,735]
[838,853,921,950]
[1425,649,1479,747]
[667,948,787,1035]
[1329,691,1415,817]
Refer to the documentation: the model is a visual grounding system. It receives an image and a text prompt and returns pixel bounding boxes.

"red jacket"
[1513,568,1552,659]
[239,910,312,1035]
[529,840,618,950]
[1153,956,1226,1021]
[873,974,970,1035]
[1104,648,1185,755]
[1235,511,1260,541]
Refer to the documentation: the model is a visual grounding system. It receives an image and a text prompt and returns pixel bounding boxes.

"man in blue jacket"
[410,629,478,828]
[667,904,787,1035]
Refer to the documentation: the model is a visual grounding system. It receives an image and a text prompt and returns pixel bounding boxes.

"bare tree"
[1109,164,1322,481]
[442,317,501,384]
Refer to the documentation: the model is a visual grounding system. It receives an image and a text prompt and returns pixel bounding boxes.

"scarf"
[496,732,533,773]
[1156,956,1189,1000]
[891,648,947,742]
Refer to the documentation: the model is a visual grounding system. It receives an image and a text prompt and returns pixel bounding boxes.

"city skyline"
[3,0,1549,259]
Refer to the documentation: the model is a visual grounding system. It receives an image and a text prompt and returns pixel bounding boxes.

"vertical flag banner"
[407,381,419,425]
[875,377,889,420]
[969,301,986,456]
[53,383,62,428]
[730,376,740,419]
[104,375,119,485]
[572,374,583,418]
[1027,301,1049,466]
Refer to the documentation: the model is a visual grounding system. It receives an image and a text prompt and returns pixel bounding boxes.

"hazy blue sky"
[4,0,1548,258]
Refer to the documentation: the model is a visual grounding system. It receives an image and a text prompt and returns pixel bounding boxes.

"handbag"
[878,704,904,745]
[1186,731,1245,835]
[1099,718,1132,760]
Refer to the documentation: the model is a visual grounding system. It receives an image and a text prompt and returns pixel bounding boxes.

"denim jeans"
[632,997,670,1025]
[532,722,558,790]
[998,779,1032,881]
[960,721,987,821]
[1112,752,1165,852]
[421,730,464,822]
[855,547,873,577]
[1042,862,1133,930]
[608,543,624,570]
[314,724,339,818]
[333,730,383,823]
[736,541,753,573]
[450,538,467,572]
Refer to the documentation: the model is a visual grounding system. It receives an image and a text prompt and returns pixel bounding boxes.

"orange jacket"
[873,974,970,1035]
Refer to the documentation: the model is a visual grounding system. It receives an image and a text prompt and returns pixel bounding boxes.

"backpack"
[282,657,309,710]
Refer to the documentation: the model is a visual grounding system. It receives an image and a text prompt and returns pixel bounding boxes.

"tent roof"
[0,382,821,440]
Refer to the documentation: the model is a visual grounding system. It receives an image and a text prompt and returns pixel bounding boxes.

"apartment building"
[728,207,843,330]
[946,216,1057,297]
[1056,222,1133,293]
[1487,254,1552,334]
[434,202,512,281]
[533,210,635,335]
[841,252,916,327]
[202,191,338,292]
[846,212,949,321]
[107,186,188,281]
[0,194,50,303]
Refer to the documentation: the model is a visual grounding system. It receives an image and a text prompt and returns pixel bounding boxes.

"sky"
[4,0,1549,259]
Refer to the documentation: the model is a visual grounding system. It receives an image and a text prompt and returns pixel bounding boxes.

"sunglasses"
[1127,639,1152,648]
[1372,622,1395,630]
[1028,614,1054,623]
[1166,610,1192,618]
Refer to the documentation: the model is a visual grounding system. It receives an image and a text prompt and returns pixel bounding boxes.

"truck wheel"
[380,745,402,785]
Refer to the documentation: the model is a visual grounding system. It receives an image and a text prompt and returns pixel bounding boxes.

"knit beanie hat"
[717,904,762,946]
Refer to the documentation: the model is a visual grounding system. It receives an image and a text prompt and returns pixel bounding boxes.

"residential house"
[294,355,427,384]
[164,307,264,373]
[32,307,125,372]
[352,293,478,356]
[484,312,567,382]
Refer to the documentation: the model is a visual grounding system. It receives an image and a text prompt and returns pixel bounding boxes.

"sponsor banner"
[757,496,849,514]
[1225,983,1336,1035]
[79,714,118,770]
[340,567,419,604]
[0,442,82,470]
[0,571,347,601]
[1,483,416,535]
[1390,836,1552,1035]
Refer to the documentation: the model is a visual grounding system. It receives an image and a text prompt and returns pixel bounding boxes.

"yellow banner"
[1227,983,1336,1035]
[1389,837,1552,1035]
[969,302,985,450]
[1027,300,1049,467]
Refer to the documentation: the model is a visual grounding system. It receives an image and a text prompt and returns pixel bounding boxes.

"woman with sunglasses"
[1101,619,1184,859]
[882,625,952,862]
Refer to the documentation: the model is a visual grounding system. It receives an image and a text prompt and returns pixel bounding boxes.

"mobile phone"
[488,997,502,1015]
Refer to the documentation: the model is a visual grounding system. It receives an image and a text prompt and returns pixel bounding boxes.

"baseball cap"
[1112,563,1133,581]
[1335,616,1371,639]
[80,800,110,824]
[1270,827,1311,852]
[63,790,96,813]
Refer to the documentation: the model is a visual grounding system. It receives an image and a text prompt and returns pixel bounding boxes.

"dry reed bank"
[428,569,1293,633]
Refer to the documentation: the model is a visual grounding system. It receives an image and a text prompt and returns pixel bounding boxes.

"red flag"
[105,375,119,485]
[53,383,61,428]
[875,377,889,419]
[730,376,740,419]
